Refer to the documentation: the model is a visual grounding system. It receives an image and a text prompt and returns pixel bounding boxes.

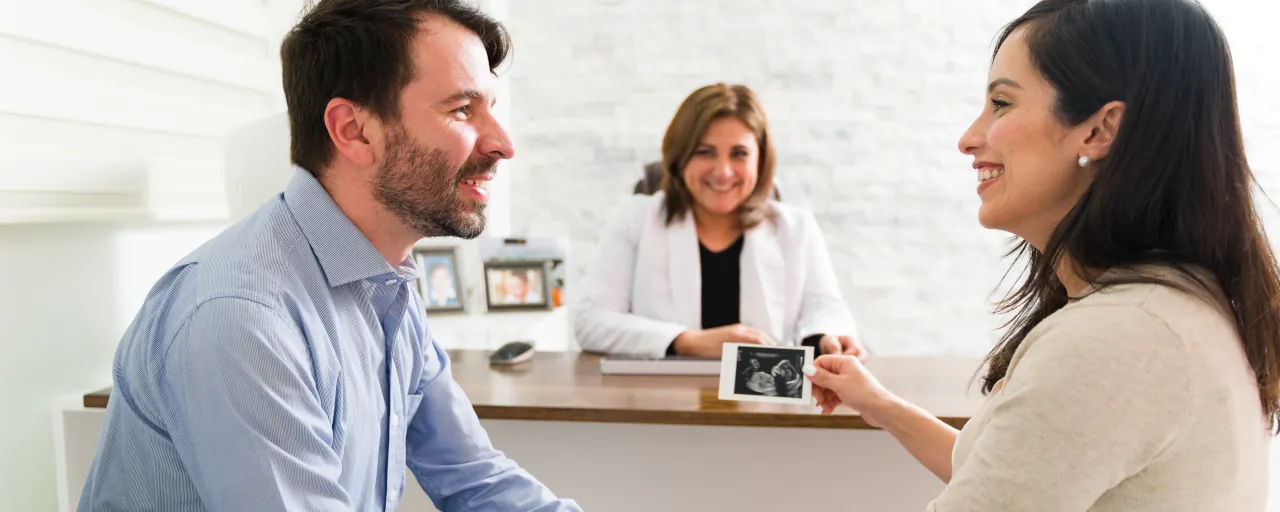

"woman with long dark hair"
[804,0,1279,509]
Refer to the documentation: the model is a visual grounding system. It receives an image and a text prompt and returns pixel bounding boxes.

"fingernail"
[802,365,815,376]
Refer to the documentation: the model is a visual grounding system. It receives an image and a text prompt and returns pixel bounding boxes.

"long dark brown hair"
[981,0,1280,432]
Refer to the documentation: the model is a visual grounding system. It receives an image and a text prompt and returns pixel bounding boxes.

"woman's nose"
[958,119,984,155]
[715,158,734,176]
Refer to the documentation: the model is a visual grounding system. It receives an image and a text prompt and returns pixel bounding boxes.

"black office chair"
[633,161,781,200]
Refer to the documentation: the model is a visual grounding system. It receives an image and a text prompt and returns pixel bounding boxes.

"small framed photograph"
[483,261,550,311]
[413,248,465,313]
[719,343,813,404]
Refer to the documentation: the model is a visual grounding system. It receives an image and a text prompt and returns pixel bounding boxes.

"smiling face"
[504,271,528,299]
[681,116,760,220]
[371,15,514,239]
[429,264,453,290]
[957,28,1096,249]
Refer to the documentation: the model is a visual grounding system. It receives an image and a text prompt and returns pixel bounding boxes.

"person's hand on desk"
[672,324,775,358]
[803,355,899,427]
[817,334,868,362]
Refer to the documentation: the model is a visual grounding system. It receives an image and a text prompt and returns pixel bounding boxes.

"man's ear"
[323,98,379,168]
[1078,100,1125,164]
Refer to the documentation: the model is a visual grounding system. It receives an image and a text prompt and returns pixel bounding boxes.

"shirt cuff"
[801,334,824,351]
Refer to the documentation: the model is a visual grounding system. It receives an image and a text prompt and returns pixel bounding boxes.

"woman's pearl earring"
[1078,155,1091,167]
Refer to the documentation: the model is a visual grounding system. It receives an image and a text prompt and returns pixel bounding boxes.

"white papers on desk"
[599,355,720,375]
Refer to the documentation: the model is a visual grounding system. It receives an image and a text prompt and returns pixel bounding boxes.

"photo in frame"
[413,248,465,313]
[718,343,813,404]
[483,261,551,311]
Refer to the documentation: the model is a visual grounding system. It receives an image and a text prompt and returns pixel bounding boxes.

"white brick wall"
[505,0,1280,357]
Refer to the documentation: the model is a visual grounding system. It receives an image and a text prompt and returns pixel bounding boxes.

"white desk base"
[59,408,942,511]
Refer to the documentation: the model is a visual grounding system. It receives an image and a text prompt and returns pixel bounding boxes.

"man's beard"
[373,126,494,239]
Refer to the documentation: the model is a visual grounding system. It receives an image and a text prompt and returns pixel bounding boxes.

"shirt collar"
[283,167,414,288]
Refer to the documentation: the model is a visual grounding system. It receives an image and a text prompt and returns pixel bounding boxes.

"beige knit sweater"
[927,270,1271,511]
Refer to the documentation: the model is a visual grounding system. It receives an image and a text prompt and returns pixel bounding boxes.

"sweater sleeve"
[927,303,1191,512]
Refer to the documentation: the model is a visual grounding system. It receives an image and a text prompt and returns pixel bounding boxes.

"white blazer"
[573,192,857,357]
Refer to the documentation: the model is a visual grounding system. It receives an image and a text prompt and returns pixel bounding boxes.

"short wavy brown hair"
[281,0,511,177]
[659,83,776,228]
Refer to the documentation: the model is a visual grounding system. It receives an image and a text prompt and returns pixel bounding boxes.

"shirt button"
[390,414,400,429]
[384,279,397,285]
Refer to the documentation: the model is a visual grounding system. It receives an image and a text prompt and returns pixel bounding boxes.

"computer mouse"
[490,341,535,365]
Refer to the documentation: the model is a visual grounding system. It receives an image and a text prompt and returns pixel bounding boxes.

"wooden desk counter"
[84,350,987,430]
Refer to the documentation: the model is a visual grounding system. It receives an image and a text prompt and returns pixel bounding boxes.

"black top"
[699,235,745,329]
[664,235,826,355]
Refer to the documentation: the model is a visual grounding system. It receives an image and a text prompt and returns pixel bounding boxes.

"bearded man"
[76,2,580,511]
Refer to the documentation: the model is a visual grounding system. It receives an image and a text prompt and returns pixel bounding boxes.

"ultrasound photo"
[718,344,813,404]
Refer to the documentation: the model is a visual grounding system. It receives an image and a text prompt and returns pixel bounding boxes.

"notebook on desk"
[598,354,721,375]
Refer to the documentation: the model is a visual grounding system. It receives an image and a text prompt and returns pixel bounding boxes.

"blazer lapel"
[741,219,787,343]
[667,213,702,329]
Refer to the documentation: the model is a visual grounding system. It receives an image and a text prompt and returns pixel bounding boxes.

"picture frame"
[718,343,813,405]
[483,260,551,311]
[413,247,466,314]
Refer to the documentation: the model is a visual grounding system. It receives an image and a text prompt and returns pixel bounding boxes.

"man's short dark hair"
[280,0,511,176]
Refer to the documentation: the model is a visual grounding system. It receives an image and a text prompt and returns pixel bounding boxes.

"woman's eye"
[991,99,1011,112]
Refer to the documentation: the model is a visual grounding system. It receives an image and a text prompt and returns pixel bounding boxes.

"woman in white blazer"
[573,83,865,360]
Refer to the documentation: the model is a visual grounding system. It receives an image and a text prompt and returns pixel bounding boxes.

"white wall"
[505,0,1280,357]
[0,1,305,509]
[3,0,1278,510]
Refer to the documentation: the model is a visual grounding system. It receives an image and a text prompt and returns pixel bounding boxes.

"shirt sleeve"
[160,297,352,511]
[794,211,858,341]
[800,334,825,351]
[927,305,1191,511]
[405,337,582,512]
[572,196,688,357]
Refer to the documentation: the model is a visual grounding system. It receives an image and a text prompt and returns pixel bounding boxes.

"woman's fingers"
[813,387,829,413]
[730,326,776,346]
[754,328,777,346]
[818,388,838,415]
[819,335,842,355]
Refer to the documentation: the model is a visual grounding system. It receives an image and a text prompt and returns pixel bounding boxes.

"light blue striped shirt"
[78,168,580,511]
